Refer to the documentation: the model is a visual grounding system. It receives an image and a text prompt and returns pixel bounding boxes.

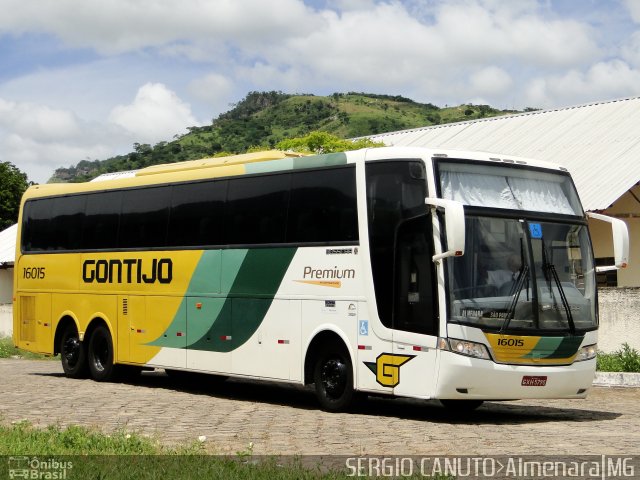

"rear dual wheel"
[60,323,138,382]
[60,323,88,378]
[87,324,116,382]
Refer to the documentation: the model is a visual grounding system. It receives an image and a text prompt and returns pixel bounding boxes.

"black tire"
[313,346,355,412]
[87,324,116,382]
[439,399,484,411]
[60,323,88,378]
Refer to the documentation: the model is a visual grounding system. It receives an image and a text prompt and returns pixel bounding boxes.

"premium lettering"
[82,258,172,284]
[303,266,355,280]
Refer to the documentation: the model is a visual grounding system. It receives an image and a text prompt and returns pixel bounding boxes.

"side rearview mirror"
[425,198,465,262]
[586,212,629,272]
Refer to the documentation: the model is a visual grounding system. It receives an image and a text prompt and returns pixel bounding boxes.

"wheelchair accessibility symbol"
[529,223,543,239]
[359,320,368,336]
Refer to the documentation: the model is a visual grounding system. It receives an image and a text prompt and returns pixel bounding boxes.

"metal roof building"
[367,96,640,287]
[367,96,640,213]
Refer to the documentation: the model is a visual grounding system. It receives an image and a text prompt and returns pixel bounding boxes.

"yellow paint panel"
[136,150,303,177]
[128,296,177,364]
[484,333,576,365]
[485,333,541,364]
[15,294,53,354]
[18,251,203,296]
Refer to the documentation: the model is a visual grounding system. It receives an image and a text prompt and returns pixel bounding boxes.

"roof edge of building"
[360,95,640,141]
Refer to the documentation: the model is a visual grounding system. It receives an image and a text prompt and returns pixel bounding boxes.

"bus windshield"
[445,217,597,333]
[437,161,596,333]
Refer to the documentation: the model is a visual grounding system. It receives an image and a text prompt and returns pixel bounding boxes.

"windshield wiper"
[499,265,529,333]
[544,263,576,334]
[540,237,576,334]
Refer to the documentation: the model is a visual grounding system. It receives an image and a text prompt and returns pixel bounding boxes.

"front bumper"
[435,351,595,400]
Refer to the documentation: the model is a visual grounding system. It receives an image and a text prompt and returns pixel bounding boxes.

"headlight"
[574,343,597,362]
[439,337,492,360]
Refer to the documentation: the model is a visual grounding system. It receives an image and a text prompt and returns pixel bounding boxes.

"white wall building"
[0,223,16,304]
[0,224,16,337]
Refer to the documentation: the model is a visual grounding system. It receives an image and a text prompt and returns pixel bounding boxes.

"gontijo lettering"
[82,258,173,284]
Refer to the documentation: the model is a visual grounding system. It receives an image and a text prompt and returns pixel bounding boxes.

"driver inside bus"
[486,254,522,290]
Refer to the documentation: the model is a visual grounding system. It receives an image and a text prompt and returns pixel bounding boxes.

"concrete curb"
[593,372,640,387]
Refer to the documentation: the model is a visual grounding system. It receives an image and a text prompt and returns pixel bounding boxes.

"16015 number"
[23,267,45,279]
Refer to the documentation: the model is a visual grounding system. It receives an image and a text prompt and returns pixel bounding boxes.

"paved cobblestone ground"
[1,359,639,456]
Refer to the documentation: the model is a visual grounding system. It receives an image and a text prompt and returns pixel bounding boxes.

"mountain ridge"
[51,91,524,183]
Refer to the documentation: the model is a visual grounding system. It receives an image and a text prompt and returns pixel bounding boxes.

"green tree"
[0,162,30,230]
[275,131,383,154]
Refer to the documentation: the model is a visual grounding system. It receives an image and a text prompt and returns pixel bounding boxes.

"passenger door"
[391,215,439,399]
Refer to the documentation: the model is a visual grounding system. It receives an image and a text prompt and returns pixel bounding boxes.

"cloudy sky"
[1,0,640,183]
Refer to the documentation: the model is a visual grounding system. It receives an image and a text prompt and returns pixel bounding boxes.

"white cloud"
[1,0,638,184]
[469,67,513,97]
[233,0,599,102]
[0,0,599,72]
[0,99,80,141]
[108,83,200,144]
[0,95,139,184]
[2,132,114,184]
[622,0,640,23]
[0,0,319,56]
[621,30,640,67]
[424,1,598,67]
[188,74,235,116]
[524,60,640,108]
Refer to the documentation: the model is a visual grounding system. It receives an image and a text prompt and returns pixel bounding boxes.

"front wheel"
[60,323,88,378]
[313,347,355,412]
[87,325,116,382]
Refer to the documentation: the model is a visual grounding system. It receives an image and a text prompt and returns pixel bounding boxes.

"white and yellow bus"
[13,147,629,411]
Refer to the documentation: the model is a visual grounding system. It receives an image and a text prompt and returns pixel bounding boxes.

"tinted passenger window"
[168,180,226,247]
[83,191,122,249]
[288,167,358,243]
[119,187,171,248]
[22,200,52,251]
[225,174,290,245]
[49,196,86,250]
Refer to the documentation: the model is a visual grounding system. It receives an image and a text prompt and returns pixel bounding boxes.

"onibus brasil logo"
[364,353,415,388]
[8,456,73,479]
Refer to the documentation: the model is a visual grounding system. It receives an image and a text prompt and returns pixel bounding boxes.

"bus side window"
[83,191,122,250]
[119,186,171,248]
[225,174,290,245]
[287,167,358,244]
[168,180,226,247]
[22,199,53,252]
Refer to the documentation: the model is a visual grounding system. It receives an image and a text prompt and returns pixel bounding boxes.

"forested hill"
[51,91,522,183]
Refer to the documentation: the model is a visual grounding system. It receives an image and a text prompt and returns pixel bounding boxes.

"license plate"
[521,375,547,386]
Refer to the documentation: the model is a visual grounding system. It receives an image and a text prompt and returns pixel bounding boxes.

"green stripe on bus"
[546,335,584,359]
[149,248,296,352]
[244,152,348,176]
[292,152,347,169]
[520,336,584,359]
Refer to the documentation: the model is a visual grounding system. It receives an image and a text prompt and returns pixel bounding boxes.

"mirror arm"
[425,198,465,262]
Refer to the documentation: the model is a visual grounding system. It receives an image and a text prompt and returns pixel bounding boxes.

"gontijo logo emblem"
[364,353,415,388]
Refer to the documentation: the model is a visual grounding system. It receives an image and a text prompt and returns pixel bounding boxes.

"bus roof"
[23,147,569,201]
